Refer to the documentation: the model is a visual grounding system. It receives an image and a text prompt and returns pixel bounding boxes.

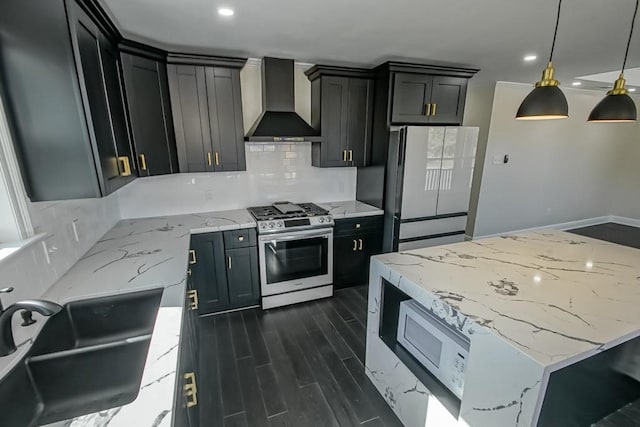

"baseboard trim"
[471,216,632,240]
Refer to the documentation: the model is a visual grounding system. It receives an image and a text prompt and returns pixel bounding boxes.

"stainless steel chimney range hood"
[245,57,320,142]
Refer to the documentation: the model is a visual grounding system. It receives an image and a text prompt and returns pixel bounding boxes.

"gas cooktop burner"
[248,202,328,221]
[248,202,333,233]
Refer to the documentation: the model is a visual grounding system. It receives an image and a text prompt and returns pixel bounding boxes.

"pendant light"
[516,0,569,120]
[588,0,638,123]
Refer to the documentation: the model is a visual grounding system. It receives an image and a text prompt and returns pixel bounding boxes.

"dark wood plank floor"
[569,222,640,249]
[198,286,402,427]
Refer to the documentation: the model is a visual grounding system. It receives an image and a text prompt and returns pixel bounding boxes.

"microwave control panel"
[450,352,467,396]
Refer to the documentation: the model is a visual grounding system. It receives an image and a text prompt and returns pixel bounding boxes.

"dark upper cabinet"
[189,229,259,315]
[205,67,246,172]
[120,49,179,176]
[391,73,468,125]
[333,216,383,289]
[225,247,260,307]
[68,0,134,195]
[306,66,374,168]
[0,0,103,201]
[369,62,478,166]
[168,56,246,173]
[428,76,468,124]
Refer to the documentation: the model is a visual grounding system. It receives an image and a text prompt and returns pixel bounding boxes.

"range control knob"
[276,221,283,228]
[259,222,267,229]
[325,216,333,223]
[318,217,325,223]
[268,222,275,228]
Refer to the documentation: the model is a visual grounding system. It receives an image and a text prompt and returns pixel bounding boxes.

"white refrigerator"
[383,126,479,252]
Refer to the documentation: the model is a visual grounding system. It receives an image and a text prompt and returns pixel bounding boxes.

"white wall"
[471,82,638,238]
[611,119,640,219]
[463,83,496,236]
[0,194,120,306]
[117,142,356,218]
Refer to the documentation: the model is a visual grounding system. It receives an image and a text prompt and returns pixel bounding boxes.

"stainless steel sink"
[0,288,163,426]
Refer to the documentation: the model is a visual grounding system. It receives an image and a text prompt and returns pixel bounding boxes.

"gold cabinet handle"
[343,150,347,162]
[117,156,131,177]
[432,103,437,116]
[238,236,244,241]
[228,256,232,270]
[189,250,197,265]
[353,239,357,251]
[183,372,198,408]
[207,152,212,166]
[187,289,198,311]
[359,239,363,251]
[349,150,353,162]
[187,268,192,276]
[138,154,147,171]
[355,223,361,229]
[214,152,220,166]
[425,103,431,116]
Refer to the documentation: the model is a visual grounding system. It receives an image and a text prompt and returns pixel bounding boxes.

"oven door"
[258,228,333,296]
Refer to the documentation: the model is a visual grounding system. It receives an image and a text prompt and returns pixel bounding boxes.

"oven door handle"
[260,231,332,242]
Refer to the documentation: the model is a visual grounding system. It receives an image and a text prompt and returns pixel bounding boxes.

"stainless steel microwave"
[397,300,470,399]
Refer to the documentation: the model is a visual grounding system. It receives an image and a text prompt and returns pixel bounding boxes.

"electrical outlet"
[205,190,214,201]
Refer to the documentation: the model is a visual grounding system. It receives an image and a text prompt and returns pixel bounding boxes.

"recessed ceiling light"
[572,81,582,86]
[630,88,637,92]
[218,7,234,16]
[523,54,537,62]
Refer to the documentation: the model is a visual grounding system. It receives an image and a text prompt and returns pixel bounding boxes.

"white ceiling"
[100,0,640,89]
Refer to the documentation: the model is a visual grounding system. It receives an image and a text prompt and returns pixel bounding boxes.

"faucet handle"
[0,287,14,294]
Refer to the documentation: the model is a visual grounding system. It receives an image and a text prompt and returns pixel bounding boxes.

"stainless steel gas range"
[247,202,334,309]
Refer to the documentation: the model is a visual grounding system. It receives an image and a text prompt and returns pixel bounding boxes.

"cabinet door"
[333,235,365,289]
[190,233,229,314]
[391,73,433,124]
[225,247,260,307]
[435,127,478,215]
[205,67,246,172]
[121,53,178,176]
[346,78,374,167]
[98,39,135,192]
[168,65,213,172]
[429,76,468,125]
[358,230,383,283]
[71,9,120,195]
[319,76,349,167]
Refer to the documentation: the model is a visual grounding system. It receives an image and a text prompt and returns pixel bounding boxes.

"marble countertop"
[373,229,640,368]
[0,209,256,426]
[318,200,383,219]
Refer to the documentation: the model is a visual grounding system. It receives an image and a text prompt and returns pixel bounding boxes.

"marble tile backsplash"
[0,193,120,305]
[117,142,357,219]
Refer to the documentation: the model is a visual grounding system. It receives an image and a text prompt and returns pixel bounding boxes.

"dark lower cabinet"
[120,50,178,176]
[333,216,383,289]
[189,229,260,315]
[174,279,200,427]
[225,247,260,307]
[189,232,229,314]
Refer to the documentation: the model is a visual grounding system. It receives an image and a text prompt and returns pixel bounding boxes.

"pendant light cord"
[549,0,563,62]
[622,0,639,72]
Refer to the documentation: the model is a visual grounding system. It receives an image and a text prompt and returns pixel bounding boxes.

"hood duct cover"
[245,57,320,142]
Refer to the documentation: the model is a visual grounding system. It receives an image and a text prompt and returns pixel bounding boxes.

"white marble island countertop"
[0,209,256,427]
[318,200,383,219]
[365,229,640,427]
[374,229,640,368]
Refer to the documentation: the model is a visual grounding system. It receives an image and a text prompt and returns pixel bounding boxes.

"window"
[0,94,33,245]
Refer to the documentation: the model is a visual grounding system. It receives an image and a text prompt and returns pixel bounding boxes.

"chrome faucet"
[0,287,62,356]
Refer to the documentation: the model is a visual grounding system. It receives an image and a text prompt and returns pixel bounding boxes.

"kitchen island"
[365,230,640,426]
